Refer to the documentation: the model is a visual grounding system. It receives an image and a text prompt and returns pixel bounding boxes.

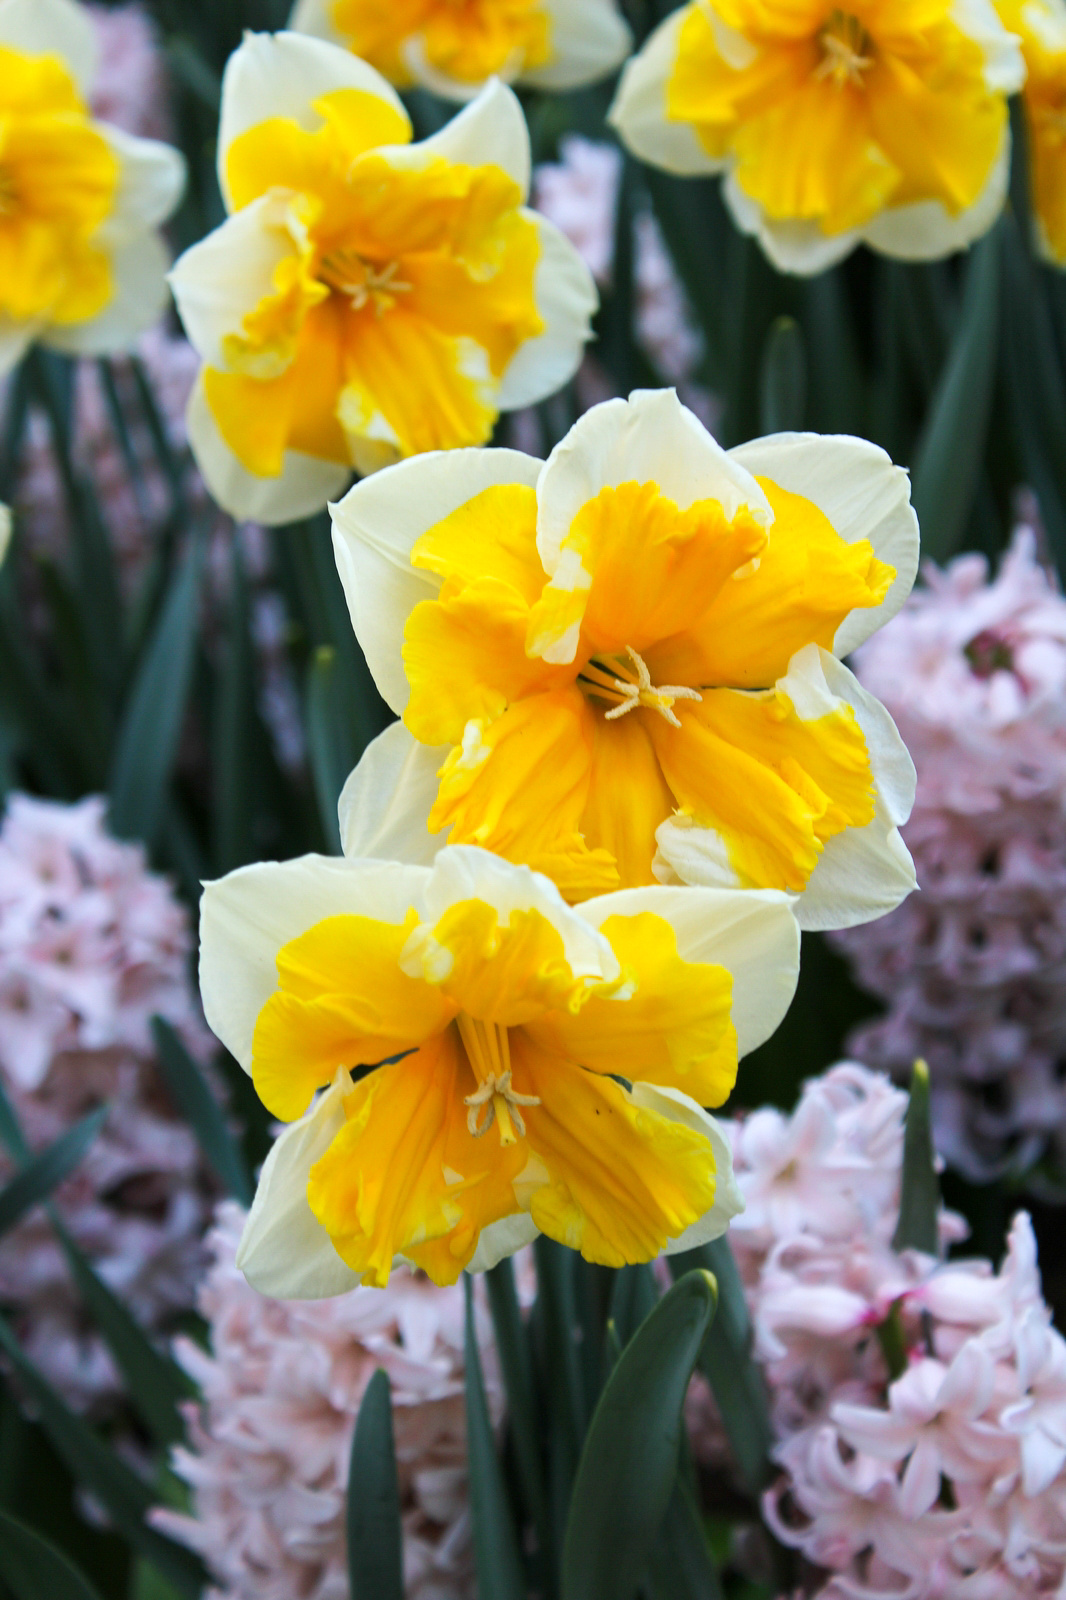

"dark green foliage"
[347,1370,404,1600]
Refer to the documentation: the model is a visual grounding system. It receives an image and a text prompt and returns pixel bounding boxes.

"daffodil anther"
[583,645,703,729]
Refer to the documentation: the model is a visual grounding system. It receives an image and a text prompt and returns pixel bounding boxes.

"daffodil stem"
[875,1301,909,1382]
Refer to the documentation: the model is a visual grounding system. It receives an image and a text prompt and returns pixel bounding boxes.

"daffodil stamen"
[457,1014,540,1146]
[815,12,875,88]
[583,645,703,729]
[317,250,413,316]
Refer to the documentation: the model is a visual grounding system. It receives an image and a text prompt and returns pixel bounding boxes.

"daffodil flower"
[998,0,1066,265]
[609,1,1025,275]
[332,389,919,931]
[289,0,632,102]
[201,843,800,1294]
[0,0,185,375]
[168,32,597,526]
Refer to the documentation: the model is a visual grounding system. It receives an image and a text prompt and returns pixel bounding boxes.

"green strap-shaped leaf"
[893,1060,939,1256]
[0,1108,105,1238]
[211,541,254,875]
[464,1276,527,1600]
[670,1236,775,1497]
[0,1508,104,1600]
[347,1368,404,1600]
[152,1016,252,1205]
[108,530,203,846]
[0,1315,207,1598]
[759,316,807,434]
[642,1478,725,1600]
[560,1269,718,1600]
[910,228,1001,563]
[305,647,356,854]
[486,1258,551,1572]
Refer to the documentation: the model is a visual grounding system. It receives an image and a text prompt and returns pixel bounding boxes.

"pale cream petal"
[794,802,917,932]
[287,0,338,45]
[0,504,11,567]
[169,197,295,371]
[722,172,862,276]
[535,389,770,586]
[629,1085,744,1251]
[330,446,543,713]
[0,317,41,380]
[423,846,619,986]
[199,853,430,1070]
[378,78,532,197]
[728,433,919,658]
[817,650,915,827]
[608,8,721,176]
[186,371,351,525]
[98,128,186,243]
[466,1211,540,1274]
[338,721,448,864]
[952,0,1026,91]
[44,232,171,357]
[496,214,597,410]
[237,1072,363,1298]
[576,884,799,1058]
[217,30,410,208]
[653,817,745,894]
[861,138,1010,261]
[523,0,633,91]
[0,0,97,91]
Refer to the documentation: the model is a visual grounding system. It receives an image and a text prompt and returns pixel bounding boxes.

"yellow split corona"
[610,0,1026,274]
[168,31,598,524]
[998,0,1066,264]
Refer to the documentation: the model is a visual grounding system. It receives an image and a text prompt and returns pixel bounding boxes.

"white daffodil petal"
[953,0,1026,91]
[523,0,633,91]
[608,8,716,176]
[99,128,186,242]
[287,0,336,44]
[217,30,409,206]
[627,1085,744,1251]
[723,173,862,277]
[795,802,917,932]
[186,372,351,525]
[330,447,543,712]
[377,78,531,196]
[817,650,916,826]
[423,846,619,986]
[338,720,448,865]
[496,214,597,410]
[0,317,40,380]
[578,885,800,1058]
[653,817,744,894]
[862,139,1011,261]
[44,231,171,357]
[169,196,295,370]
[728,433,920,657]
[466,1211,541,1274]
[199,854,431,1070]
[536,389,770,581]
[237,1072,363,1298]
[0,0,97,90]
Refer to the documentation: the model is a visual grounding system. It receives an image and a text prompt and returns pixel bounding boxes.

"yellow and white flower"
[201,842,800,1295]
[609,0,1025,275]
[168,32,597,526]
[289,0,633,101]
[332,389,919,931]
[0,0,185,374]
[998,0,1066,265]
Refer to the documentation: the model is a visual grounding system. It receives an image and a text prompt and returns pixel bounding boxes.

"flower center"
[964,628,1015,679]
[317,248,412,315]
[458,1015,540,1146]
[815,10,875,88]
[578,645,703,729]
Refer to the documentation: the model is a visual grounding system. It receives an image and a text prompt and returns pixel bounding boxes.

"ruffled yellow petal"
[225,91,413,212]
[579,711,676,887]
[526,480,766,664]
[648,477,894,690]
[428,688,619,899]
[411,483,545,602]
[525,911,738,1106]
[251,910,456,1121]
[515,1035,719,1267]
[307,1028,527,1287]
[330,0,551,87]
[649,685,875,891]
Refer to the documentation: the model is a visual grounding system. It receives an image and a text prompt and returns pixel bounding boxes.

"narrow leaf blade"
[893,1059,939,1255]
[464,1276,527,1600]
[0,1508,105,1600]
[152,1016,252,1205]
[347,1368,404,1600]
[0,1108,105,1238]
[561,1269,717,1600]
